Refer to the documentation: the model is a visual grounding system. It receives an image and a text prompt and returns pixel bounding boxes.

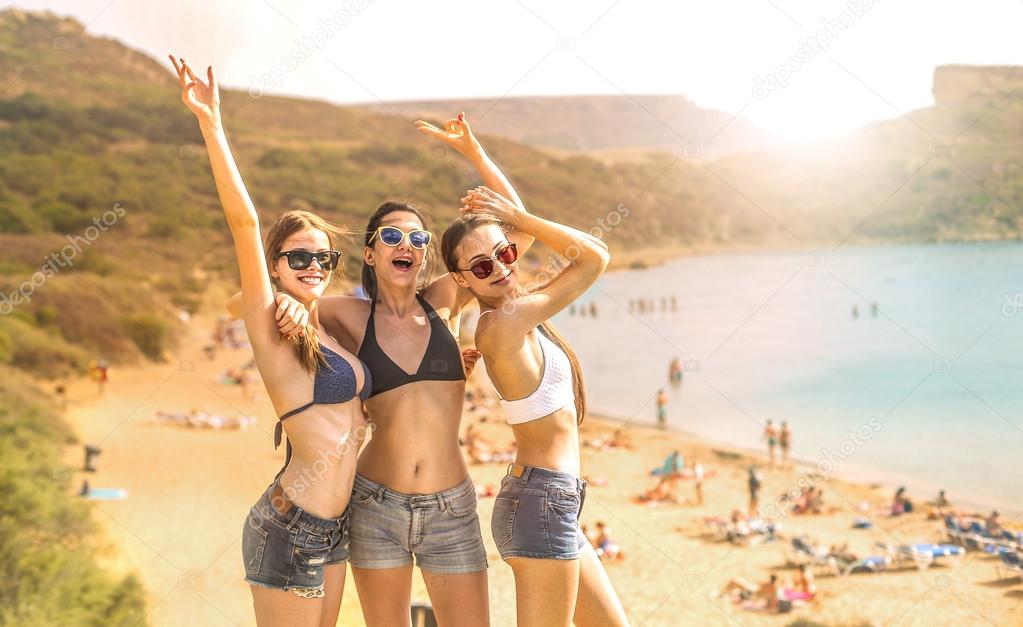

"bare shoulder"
[474,308,521,353]
[320,293,371,324]
[422,273,473,319]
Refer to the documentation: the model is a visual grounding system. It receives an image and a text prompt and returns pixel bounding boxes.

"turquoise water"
[556,242,1023,516]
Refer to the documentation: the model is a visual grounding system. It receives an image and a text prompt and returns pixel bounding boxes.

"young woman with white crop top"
[440,187,629,626]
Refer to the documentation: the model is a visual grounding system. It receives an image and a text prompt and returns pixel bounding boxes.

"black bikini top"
[274,344,371,477]
[357,292,465,397]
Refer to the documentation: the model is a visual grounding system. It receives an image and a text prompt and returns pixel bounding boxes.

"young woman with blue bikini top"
[172,55,370,626]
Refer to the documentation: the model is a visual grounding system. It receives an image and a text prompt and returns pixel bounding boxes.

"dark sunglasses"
[459,243,518,280]
[276,249,341,271]
[369,225,433,249]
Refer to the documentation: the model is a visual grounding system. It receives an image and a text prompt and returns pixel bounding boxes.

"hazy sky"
[7,0,1022,142]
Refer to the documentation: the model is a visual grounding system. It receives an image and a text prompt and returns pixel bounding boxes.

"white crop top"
[498,327,575,424]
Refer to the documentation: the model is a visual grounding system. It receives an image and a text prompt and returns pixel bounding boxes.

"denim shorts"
[241,481,351,598]
[349,474,488,574]
[491,464,588,560]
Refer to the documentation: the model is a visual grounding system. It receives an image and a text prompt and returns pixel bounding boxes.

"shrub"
[0,368,147,625]
[0,317,89,378]
[121,313,170,361]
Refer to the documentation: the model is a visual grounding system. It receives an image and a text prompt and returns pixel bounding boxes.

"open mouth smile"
[392,254,414,271]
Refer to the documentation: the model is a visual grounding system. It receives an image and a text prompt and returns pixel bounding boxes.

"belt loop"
[437,491,447,511]
[519,464,531,483]
[374,487,385,504]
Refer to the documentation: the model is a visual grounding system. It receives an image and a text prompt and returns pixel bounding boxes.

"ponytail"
[537,320,587,424]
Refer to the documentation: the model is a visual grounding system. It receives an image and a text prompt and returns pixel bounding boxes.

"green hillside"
[0,8,1020,377]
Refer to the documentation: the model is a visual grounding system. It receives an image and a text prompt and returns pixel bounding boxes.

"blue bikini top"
[274,344,372,473]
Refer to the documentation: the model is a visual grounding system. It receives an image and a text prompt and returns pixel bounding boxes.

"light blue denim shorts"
[491,464,588,560]
[348,474,488,574]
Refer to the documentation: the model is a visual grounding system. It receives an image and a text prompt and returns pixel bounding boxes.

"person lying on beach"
[154,409,255,430]
[594,521,625,562]
[784,485,825,515]
[605,430,634,449]
[726,510,751,543]
[716,574,779,611]
[705,510,778,545]
[828,542,859,564]
[635,450,685,502]
[582,430,634,450]
[718,566,815,611]
[462,422,515,464]
[636,475,680,504]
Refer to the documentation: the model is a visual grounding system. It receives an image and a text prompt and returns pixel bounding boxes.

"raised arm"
[468,187,610,343]
[415,113,534,316]
[415,112,527,212]
[171,55,275,341]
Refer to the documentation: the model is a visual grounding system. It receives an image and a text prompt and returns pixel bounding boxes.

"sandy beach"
[60,312,1022,626]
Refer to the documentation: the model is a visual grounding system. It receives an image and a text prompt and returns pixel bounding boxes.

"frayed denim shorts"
[348,474,488,574]
[491,464,587,560]
[241,481,351,598]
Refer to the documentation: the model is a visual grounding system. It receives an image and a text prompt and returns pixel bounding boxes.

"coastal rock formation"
[933,65,1022,105]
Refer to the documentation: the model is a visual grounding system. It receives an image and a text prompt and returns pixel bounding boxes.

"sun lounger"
[834,554,890,576]
[790,537,833,573]
[944,516,969,545]
[995,549,1023,580]
[877,542,963,570]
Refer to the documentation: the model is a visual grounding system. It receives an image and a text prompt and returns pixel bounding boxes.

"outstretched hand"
[414,112,481,158]
[169,54,220,127]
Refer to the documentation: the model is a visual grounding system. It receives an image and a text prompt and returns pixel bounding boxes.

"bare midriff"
[356,379,469,494]
[278,400,367,519]
[510,406,581,475]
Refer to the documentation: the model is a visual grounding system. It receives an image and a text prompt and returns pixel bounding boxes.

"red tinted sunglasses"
[459,243,518,280]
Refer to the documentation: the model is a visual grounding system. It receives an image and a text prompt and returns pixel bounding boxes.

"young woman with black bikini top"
[266,113,534,627]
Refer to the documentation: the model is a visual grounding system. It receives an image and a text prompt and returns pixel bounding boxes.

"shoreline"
[584,408,1018,520]
[603,236,1023,272]
[52,290,1021,625]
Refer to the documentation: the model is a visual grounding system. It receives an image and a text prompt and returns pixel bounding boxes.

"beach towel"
[83,488,128,500]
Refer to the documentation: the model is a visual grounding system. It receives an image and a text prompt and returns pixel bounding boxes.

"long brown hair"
[264,210,347,373]
[440,213,587,423]
[361,201,433,301]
